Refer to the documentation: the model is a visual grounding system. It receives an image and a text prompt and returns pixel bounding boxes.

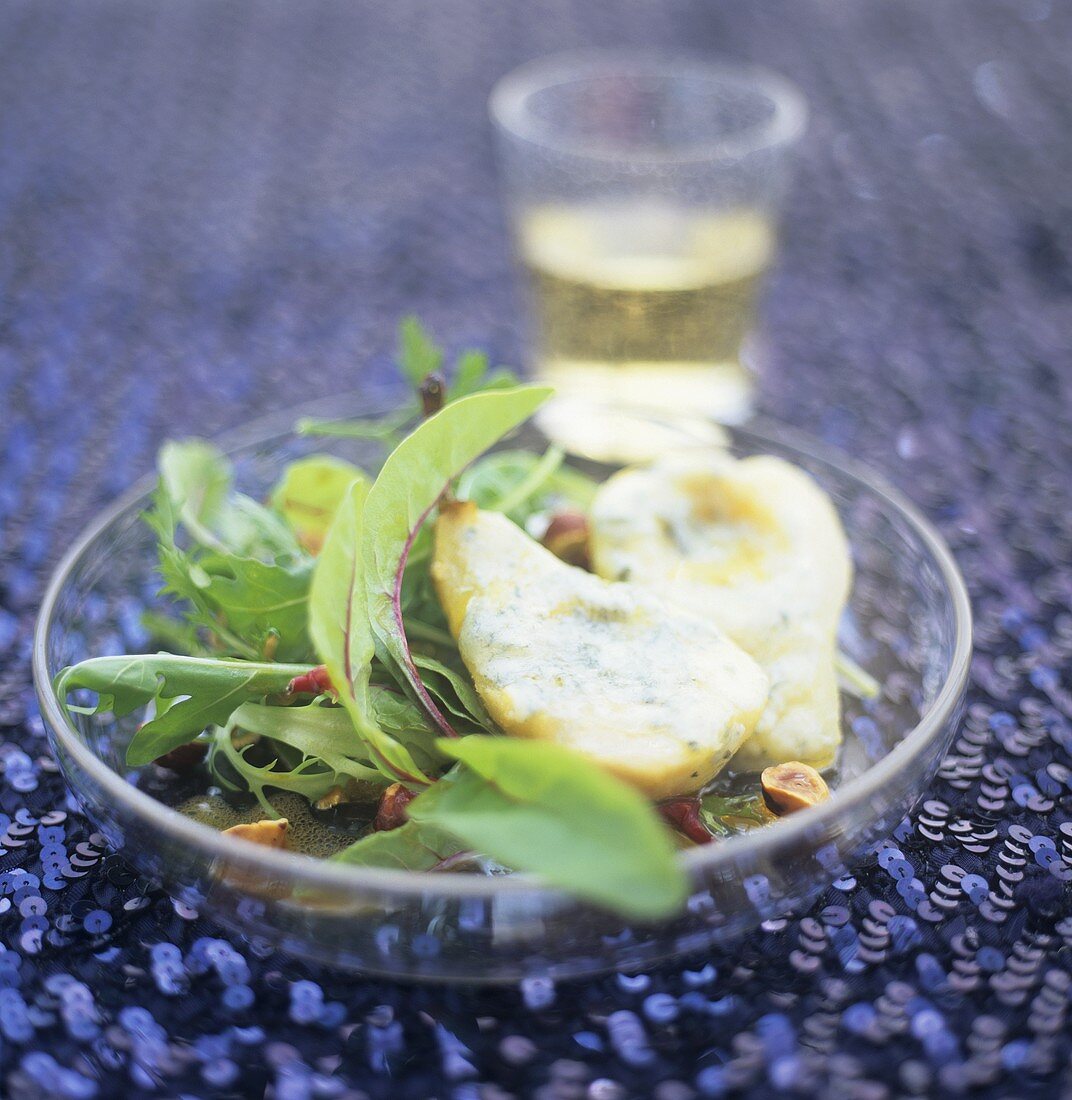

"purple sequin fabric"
[2,1,1072,1096]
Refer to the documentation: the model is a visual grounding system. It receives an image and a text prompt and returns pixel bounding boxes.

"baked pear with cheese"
[432,501,768,800]
[589,452,851,771]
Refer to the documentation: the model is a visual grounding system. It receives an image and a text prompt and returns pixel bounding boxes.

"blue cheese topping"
[590,452,852,770]
[432,502,769,799]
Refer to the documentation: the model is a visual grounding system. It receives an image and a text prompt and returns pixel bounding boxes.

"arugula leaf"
[299,321,519,441]
[55,653,311,766]
[209,717,346,814]
[457,448,596,525]
[146,490,258,659]
[448,350,489,398]
[147,488,313,661]
[308,479,430,786]
[195,552,313,654]
[699,792,774,838]
[331,820,469,871]
[368,686,450,770]
[361,387,552,738]
[398,315,444,386]
[224,702,385,780]
[158,440,231,549]
[296,406,417,442]
[270,455,367,552]
[140,611,212,656]
[407,738,689,919]
[411,653,496,732]
[159,440,298,559]
[447,351,519,400]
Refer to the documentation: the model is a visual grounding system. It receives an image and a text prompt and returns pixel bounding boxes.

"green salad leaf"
[448,349,518,400]
[331,820,468,872]
[53,318,713,920]
[140,611,212,656]
[159,440,298,559]
[191,551,312,654]
[208,702,388,814]
[270,455,367,551]
[361,386,552,739]
[699,792,773,838]
[410,652,497,732]
[308,479,431,786]
[449,350,489,399]
[55,653,310,766]
[298,319,519,443]
[208,691,447,815]
[296,405,415,442]
[398,314,444,386]
[456,447,597,525]
[148,444,314,661]
[224,702,382,780]
[407,738,690,919]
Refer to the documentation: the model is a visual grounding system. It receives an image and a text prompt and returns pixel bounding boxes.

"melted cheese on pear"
[589,452,851,770]
[432,501,768,799]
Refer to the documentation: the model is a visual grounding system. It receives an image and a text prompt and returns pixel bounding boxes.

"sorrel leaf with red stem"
[361,387,552,739]
[308,479,431,787]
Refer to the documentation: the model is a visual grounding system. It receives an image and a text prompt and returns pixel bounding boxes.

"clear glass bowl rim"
[488,48,808,165]
[33,404,972,910]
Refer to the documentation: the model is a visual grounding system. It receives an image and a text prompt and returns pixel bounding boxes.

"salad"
[56,321,875,919]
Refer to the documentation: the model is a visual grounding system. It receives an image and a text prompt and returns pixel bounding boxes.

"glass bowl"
[33,400,971,983]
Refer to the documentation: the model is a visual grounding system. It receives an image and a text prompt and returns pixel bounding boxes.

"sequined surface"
[2,0,1072,1096]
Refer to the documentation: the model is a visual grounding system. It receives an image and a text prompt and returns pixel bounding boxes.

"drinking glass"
[490,50,806,437]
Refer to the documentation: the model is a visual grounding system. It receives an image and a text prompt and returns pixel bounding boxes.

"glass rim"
[489,49,808,166]
[33,403,972,908]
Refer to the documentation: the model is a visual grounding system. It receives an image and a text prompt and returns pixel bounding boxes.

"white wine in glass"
[492,51,805,446]
[519,201,774,421]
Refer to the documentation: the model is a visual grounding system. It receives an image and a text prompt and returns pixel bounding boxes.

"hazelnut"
[154,740,208,773]
[542,511,591,569]
[761,762,830,815]
[658,798,713,845]
[223,818,289,849]
[314,785,347,811]
[373,783,417,832]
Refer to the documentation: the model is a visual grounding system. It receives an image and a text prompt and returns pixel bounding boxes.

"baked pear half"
[432,501,768,800]
[589,452,852,771]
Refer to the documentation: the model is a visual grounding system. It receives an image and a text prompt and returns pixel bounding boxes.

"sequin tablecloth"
[2,1,1072,1096]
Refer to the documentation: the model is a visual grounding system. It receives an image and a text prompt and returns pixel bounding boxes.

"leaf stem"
[491,445,565,516]
[403,619,455,648]
[297,406,416,441]
[835,651,881,700]
[392,488,460,740]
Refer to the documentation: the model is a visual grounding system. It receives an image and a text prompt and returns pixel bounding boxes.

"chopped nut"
[542,511,591,569]
[154,740,207,773]
[658,798,713,845]
[313,778,386,815]
[223,818,289,849]
[761,762,830,814]
[373,783,417,832]
[314,785,347,811]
